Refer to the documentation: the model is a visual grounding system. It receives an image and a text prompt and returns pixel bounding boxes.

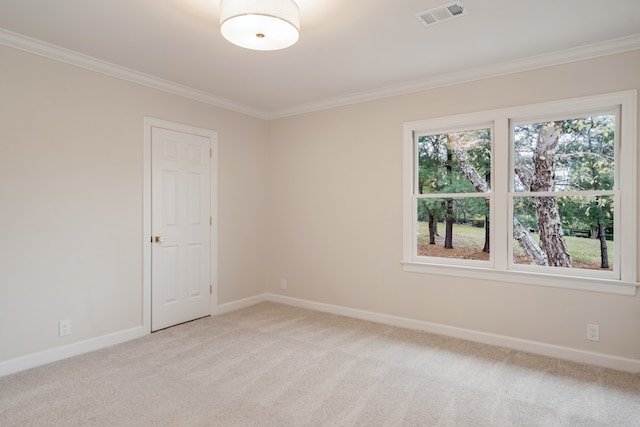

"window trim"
[402,91,638,295]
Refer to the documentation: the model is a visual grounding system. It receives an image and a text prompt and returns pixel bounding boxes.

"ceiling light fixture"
[219,0,300,51]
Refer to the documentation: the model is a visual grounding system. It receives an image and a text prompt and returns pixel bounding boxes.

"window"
[414,125,492,267]
[402,91,638,295]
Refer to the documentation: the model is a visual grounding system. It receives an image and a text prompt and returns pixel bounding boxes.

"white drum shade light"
[220,0,300,51]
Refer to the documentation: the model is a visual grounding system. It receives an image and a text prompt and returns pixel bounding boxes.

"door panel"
[151,127,211,331]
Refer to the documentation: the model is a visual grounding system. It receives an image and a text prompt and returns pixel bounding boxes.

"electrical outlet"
[59,319,71,337]
[587,324,599,341]
[280,279,287,290]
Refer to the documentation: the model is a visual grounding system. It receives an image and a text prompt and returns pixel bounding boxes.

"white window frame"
[402,91,638,295]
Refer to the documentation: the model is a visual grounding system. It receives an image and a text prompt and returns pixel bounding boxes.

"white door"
[151,126,212,331]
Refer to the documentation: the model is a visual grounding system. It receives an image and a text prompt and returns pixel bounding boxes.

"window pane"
[513,115,615,192]
[417,197,490,260]
[512,195,614,270]
[417,128,491,194]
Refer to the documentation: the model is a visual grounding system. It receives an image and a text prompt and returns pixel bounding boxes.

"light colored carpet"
[1,302,640,426]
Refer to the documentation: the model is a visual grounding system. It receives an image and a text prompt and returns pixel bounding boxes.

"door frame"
[143,117,218,334]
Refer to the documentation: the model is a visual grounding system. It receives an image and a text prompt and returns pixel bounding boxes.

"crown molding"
[268,34,640,119]
[1,27,638,121]
[0,28,268,119]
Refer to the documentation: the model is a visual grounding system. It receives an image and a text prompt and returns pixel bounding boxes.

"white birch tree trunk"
[531,122,572,267]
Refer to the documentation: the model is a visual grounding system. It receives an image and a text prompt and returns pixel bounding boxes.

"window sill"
[401,261,638,296]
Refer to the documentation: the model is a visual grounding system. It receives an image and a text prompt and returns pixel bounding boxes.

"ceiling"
[0,0,639,118]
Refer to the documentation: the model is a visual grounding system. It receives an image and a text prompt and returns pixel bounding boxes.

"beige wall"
[0,45,269,361]
[1,41,639,367]
[267,50,640,360]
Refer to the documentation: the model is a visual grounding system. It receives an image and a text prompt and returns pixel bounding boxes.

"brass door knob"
[154,236,164,243]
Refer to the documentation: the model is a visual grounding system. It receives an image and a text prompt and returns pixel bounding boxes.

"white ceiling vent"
[416,1,468,27]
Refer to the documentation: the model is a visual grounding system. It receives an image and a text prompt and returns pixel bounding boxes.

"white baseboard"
[262,294,640,373]
[215,294,269,315]
[5,293,639,377]
[0,326,147,377]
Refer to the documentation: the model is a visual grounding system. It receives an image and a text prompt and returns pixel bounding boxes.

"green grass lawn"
[418,222,613,268]
[417,222,485,248]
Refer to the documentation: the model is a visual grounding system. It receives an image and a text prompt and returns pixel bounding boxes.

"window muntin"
[403,91,637,295]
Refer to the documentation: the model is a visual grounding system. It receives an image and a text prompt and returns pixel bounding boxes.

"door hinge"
[210,285,213,295]
[210,147,213,158]
[210,216,212,226]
